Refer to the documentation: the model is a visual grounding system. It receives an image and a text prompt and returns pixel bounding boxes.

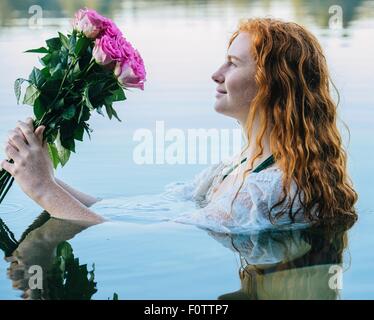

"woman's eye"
[227,61,236,67]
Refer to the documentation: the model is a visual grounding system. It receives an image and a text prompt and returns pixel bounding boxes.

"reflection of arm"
[9,215,93,298]
[17,216,89,253]
[55,178,99,207]
[12,215,90,268]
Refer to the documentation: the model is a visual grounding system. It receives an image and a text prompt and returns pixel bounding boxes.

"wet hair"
[229,18,358,223]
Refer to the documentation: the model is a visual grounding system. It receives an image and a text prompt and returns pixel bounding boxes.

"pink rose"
[93,35,124,65]
[73,8,109,39]
[104,20,123,38]
[114,49,146,90]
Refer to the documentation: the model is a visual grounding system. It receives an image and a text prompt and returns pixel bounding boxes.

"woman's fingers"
[4,143,20,162]
[0,159,15,175]
[25,117,34,129]
[15,127,27,143]
[16,121,38,146]
[7,129,28,151]
[34,126,46,144]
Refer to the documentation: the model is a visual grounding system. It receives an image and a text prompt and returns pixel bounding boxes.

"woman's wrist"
[54,177,99,207]
[34,179,60,208]
[34,179,104,223]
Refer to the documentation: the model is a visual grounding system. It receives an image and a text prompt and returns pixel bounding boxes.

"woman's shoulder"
[242,163,284,193]
[241,164,309,224]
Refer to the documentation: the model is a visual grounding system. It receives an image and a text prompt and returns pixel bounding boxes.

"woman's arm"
[7,122,100,208]
[36,181,105,223]
[1,118,104,224]
[55,178,100,207]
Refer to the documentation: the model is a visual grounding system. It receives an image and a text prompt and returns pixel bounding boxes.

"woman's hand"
[1,117,54,203]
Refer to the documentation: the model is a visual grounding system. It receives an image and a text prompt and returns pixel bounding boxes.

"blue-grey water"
[0,0,374,299]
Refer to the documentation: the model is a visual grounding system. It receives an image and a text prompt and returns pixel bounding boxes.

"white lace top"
[171,159,309,232]
[90,158,311,233]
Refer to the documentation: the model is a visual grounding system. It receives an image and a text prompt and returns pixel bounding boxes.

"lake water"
[0,0,374,299]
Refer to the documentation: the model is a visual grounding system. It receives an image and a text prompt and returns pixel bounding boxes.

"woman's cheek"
[227,73,249,107]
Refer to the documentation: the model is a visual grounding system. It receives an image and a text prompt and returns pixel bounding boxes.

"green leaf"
[111,107,122,122]
[40,67,51,78]
[47,143,60,169]
[41,79,61,97]
[73,62,80,75]
[23,85,40,106]
[50,63,64,79]
[58,32,69,49]
[104,97,121,122]
[83,86,95,111]
[59,47,69,67]
[62,105,76,120]
[46,37,61,51]
[49,51,60,68]
[14,78,28,104]
[110,88,126,102]
[40,53,52,66]
[55,98,65,110]
[33,98,46,120]
[78,104,90,123]
[62,138,76,153]
[104,103,113,119]
[78,104,84,123]
[96,106,104,117]
[29,67,45,88]
[90,82,106,98]
[83,123,93,140]
[25,47,49,54]
[75,37,91,57]
[69,32,77,51]
[55,131,71,167]
[73,125,84,141]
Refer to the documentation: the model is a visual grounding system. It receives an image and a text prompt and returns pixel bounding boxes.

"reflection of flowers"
[47,241,97,300]
[0,217,18,257]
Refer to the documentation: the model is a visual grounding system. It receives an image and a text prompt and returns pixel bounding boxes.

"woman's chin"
[214,103,232,118]
[214,101,226,114]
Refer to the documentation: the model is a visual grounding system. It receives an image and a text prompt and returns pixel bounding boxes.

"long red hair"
[230,18,358,223]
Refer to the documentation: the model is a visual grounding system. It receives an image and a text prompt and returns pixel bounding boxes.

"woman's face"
[211,32,257,124]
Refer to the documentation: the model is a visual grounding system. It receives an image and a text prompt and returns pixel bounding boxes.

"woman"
[1,18,358,229]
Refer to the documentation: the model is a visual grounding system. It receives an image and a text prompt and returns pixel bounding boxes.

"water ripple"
[0,202,24,215]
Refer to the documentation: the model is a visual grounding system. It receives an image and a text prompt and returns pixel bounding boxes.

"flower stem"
[0,175,14,204]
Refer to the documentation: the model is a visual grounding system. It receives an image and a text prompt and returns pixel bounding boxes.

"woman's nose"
[211,69,224,84]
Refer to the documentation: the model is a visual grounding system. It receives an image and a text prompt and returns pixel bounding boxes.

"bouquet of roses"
[0,8,146,204]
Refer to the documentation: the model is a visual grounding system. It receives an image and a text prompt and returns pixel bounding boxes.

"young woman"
[1,18,358,229]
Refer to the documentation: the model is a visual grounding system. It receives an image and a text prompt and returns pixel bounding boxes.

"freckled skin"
[211,32,258,125]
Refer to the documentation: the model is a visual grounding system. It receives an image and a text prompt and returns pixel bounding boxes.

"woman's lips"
[216,90,227,98]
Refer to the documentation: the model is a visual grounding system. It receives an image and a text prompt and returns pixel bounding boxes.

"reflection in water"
[1,209,357,300]
[0,0,371,29]
[209,216,357,300]
[0,212,98,300]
